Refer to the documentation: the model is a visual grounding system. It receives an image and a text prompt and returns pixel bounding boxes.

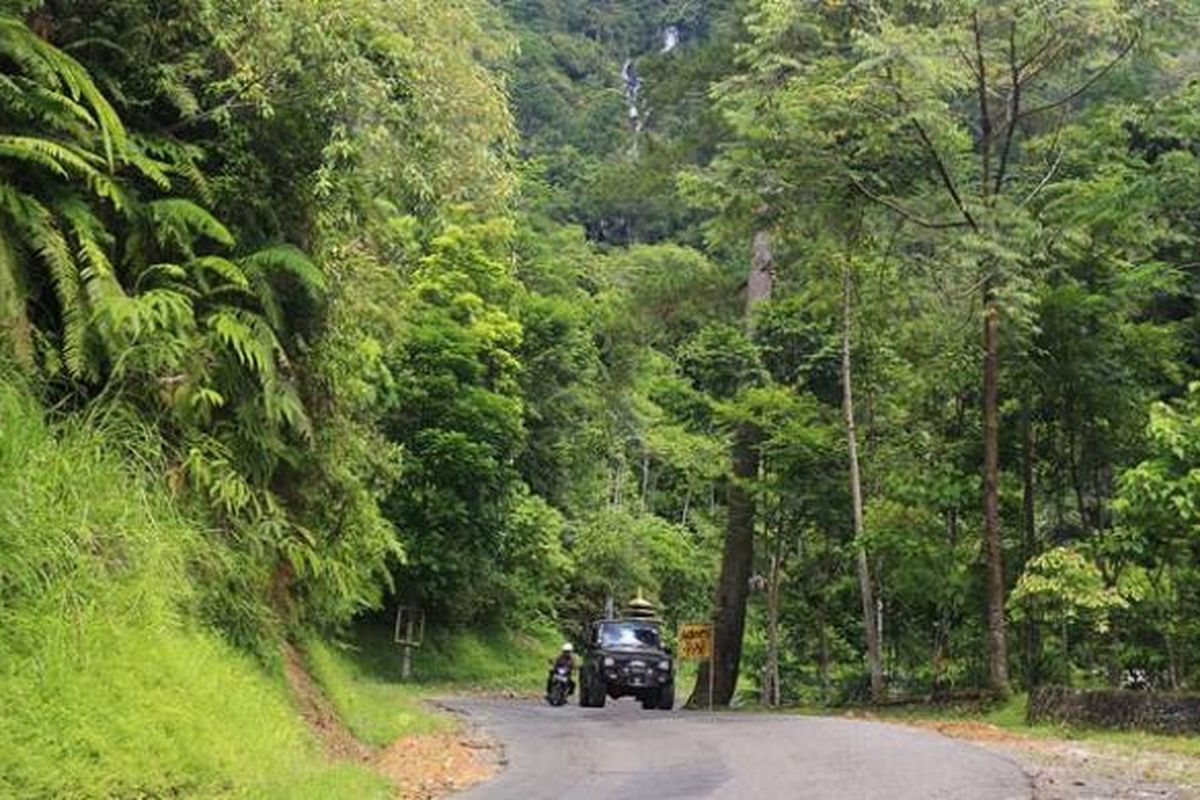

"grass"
[306,622,563,745]
[0,379,389,799]
[306,637,454,746]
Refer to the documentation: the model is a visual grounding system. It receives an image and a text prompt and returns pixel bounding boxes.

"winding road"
[448,697,1031,800]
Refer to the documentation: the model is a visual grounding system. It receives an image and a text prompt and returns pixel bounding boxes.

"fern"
[0,186,87,377]
[146,199,235,257]
[0,13,324,592]
[193,255,250,294]
[238,244,324,329]
[0,14,127,166]
[136,136,210,203]
[208,308,273,377]
[240,245,325,296]
[0,135,128,212]
[0,74,95,137]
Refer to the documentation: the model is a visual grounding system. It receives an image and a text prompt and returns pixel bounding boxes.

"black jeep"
[579,618,674,710]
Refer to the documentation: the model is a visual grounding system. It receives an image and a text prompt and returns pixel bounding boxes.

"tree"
[841,260,885,702]
[825,0,1143,694]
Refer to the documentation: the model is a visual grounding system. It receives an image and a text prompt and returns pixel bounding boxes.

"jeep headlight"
[603,656,615,667]
[658,659,671,671]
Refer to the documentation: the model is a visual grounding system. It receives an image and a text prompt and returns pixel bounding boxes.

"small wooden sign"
[678,623,713,660]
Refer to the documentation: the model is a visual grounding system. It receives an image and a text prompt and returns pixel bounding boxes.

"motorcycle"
[546,664,573,706]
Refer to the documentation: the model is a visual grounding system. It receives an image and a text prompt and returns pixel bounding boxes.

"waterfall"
[620,26,680,148]
[621,59,641,119]
[662,25,680,53]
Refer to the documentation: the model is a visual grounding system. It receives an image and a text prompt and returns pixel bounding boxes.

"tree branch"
[993,20,1021,195]
[955,42,982,83]
[847,174,971,230]
[973,10,993,202]
[911,119,979,231]
[1018,34,1139,121]
[1017,32,1060,73]
[1018,40,1069,88]
[884,66,978,230]
[1018,149,1064,208]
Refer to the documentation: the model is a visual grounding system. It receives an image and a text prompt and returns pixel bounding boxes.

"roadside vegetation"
[304,625,559,745]
[0,380,389,799]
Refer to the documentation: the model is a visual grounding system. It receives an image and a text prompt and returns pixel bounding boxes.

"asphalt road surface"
[448,697,1031,800]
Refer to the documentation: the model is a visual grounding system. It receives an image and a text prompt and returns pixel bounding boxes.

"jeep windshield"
[598,621,662,650]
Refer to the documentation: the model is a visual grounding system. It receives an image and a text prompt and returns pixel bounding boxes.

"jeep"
[579,618,674,710]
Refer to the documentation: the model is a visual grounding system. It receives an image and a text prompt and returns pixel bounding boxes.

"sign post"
[393,606,425,680]
[677,622,715,711]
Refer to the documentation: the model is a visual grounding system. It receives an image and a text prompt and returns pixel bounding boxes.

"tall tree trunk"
[1062,620,1070,686]
[763,534,783,707]
[690,229,773,708]
[983,297,1009,694]
[842,264,884,703]
[816,592,831,704]
[1021,401,1041,689]
[933,509,958,698]
[641,451,651,511]
[691,421,758,706]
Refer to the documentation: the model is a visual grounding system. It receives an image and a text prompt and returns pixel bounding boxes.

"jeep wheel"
[657,680,675,710]
[640,692,658,710]
[580,667,605,708]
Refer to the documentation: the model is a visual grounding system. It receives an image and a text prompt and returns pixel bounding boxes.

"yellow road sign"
[677,623,713,660]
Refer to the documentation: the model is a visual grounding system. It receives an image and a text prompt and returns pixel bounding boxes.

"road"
[448,697,1031,800]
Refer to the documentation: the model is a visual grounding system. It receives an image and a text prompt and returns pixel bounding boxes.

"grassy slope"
[306,624,562,746]
[0,380,388,799]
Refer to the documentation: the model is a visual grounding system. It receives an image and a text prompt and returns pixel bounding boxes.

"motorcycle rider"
[546,643,575,698]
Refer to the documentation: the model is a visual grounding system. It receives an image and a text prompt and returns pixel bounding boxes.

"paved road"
[448,697,1031,800]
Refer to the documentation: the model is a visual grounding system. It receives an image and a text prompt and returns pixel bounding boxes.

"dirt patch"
[906,719,1033,744]
[883,715,1200,800]
[372,729,501,799]
[281,642,372,763]
[991,738,1199,800]
[281,643,501,799]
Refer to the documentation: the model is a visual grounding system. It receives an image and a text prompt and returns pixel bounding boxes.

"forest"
[2,0,1200,795]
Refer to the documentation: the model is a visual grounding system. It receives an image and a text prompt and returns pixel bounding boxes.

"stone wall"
[1028,686,1200,734]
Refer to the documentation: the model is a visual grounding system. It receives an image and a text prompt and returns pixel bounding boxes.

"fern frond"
[0,136,125,211]
[125,287,195,341]
[132,261,188,291]
[268,378,312,440]
[240,244,326,296]
[0,74,95,137]
[193,255,250,294]
[0,14,127,167]
[0,135,76,179]
[125,148,172,191]
[136,136,210,203]
[207,307,275,377]
[238,244,323,329]
[146,198,235,258]
[181,438,257,517]
[0,185,88,377]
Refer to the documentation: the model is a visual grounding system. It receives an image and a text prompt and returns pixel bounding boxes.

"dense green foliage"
[5,2,1200,788]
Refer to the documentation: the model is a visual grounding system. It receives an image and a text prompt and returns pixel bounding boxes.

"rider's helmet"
[562,643,574,653]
